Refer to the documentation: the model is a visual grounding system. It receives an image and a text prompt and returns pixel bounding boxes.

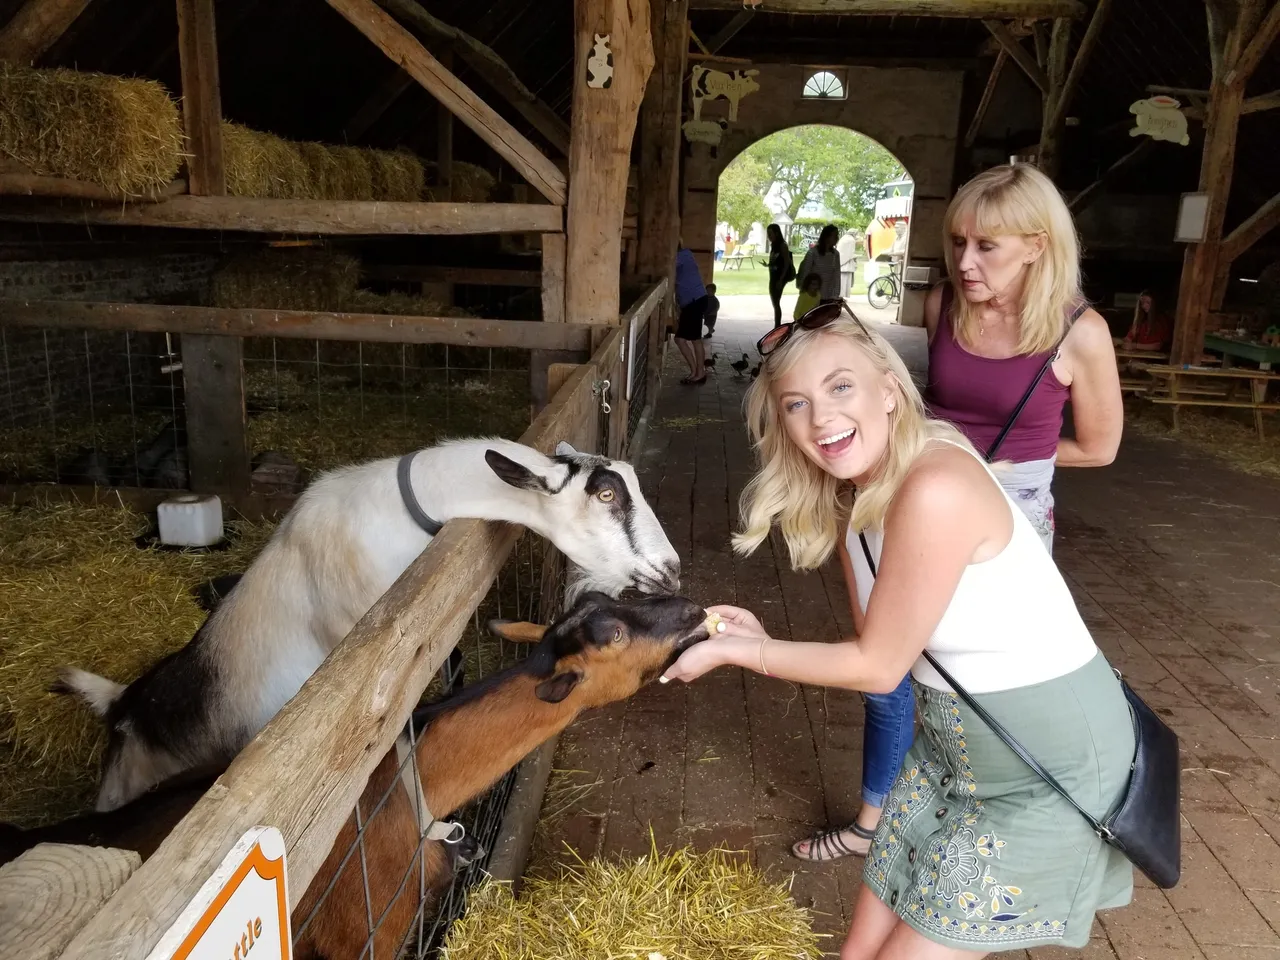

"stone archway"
[680,63,964,325]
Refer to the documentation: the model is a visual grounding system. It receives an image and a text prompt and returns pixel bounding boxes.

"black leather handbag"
[857,533,1182,889]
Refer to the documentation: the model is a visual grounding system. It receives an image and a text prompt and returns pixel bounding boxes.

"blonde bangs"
[733,318,977,570]
[943,163,1082,356]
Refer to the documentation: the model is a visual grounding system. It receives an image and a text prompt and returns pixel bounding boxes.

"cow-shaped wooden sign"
[689,65,760,122]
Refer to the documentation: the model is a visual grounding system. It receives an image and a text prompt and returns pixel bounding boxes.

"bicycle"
[867,261,902,310]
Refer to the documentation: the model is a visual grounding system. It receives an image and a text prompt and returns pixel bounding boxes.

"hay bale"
[425,160,495,203]
[222,122,312,199]
[209,248,360,312]
[0,64,183,197]
[368,148,424,202]
[327,145,375,202]
[0,499,274,825]
[440,842,825,959]
[296,141,344,200]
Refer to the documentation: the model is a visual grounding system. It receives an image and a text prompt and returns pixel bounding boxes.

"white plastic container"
[157,494,224,547]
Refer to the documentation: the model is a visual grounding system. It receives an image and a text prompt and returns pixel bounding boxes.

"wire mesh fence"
[289,532,568,960]
[0,326,532,489]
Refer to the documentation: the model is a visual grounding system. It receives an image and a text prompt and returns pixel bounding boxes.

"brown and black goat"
[4,591,712,960]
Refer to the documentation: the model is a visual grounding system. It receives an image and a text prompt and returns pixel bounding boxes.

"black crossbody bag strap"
[982,301,1087,463]
[856,531,1109,838]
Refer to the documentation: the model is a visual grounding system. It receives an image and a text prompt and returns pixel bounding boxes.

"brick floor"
[531,311,1280,958]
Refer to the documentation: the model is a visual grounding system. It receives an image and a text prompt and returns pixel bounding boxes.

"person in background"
[793,160,1125,868]
[796,224,843,300]
[661,308,1136,958]
[793,273,822,320]
[703,283,721,338]
[767,223,796,328]
[674,241,709,385]
[1121,289,1172,351]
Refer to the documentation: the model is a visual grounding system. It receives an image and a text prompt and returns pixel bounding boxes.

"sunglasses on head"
[756,298,871,359]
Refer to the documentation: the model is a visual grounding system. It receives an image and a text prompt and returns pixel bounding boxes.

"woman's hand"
[661,636,745,684]
[706,604,768,640]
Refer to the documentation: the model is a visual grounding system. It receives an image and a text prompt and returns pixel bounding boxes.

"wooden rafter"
[342,66,416,142]
[0,197,564,234]
[687,0,1086,14]
[0,0,91,64]
[326,0,566,204]
[374,0,571,155]
[983,20,1048,94]
[1220,191,1280,264]
[1047,0,1112,132]
[1066,139,1154,214]
[964,49,1008,148]
[707,9,754,53]
[1243,89,1280,113]
[1227,0,1280,87]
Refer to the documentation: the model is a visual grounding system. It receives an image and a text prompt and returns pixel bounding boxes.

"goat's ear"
[485,450,550,492]
[535,670,582,703]
[487,619,547,643]
[554,440,578,457]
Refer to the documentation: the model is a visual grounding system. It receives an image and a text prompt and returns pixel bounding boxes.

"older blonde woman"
[662,306,1135,958]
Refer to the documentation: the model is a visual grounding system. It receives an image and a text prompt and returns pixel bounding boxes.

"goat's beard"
[563,562,629,606]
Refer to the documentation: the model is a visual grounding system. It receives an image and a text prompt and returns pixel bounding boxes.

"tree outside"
[716,125,905,242]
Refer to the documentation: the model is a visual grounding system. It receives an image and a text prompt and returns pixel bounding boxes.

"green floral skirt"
[863,652,1136,951]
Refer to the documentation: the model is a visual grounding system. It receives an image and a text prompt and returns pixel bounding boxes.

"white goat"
[56,438,680,811]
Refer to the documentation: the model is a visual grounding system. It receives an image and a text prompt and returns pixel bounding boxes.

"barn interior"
[1,0,1278,957]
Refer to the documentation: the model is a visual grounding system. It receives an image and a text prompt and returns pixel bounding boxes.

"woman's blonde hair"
[943,163,1081,355]
[734,316,976,570]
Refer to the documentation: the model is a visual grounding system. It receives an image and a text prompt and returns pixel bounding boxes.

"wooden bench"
[1140,365,1280,439]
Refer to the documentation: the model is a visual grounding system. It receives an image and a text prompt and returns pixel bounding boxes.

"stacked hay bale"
[221,123,424,202]
[427,161,495,202]
[0,64,184,197]
[440,843,825,959]
[0,499,273,825]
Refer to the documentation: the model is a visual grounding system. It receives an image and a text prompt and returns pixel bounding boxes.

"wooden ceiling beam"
[1220,190,1280,264]
[1243,89,1280,114]
[688,0,1086,16]
[983,19,1048,93]
[342,66,416,142]
[326,0,566,203]
[1047,0,1111,131]
[1227,0,1280,87]
[0,0,92,64]
[707,9,754,52]
[964,48,1007,148]
[373,0,570,156]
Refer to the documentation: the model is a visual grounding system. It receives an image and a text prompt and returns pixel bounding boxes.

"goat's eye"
[597,489,615,503]
[613,627,623,643]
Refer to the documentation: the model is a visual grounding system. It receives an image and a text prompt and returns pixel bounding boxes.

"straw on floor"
[0,499,274,825]
[440,840,825,960]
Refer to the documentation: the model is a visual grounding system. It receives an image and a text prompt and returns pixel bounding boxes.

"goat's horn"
[486,619,548,643]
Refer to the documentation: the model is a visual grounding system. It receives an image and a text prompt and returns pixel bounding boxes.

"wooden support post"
[1038,17,1071,178]
[437,50,454,201]
[1048,0,1111,133]
[176,0,246,496]
[176,0,226,197]
[965,49,1007,148]
[636,0,688,286]
[566,0,656,325]
[0,0,92,64]
[326,0,567,204]
[541,232,566,323]
[688,0,1086,13]
[1170,0,1266,365]
[983,20,1048,94]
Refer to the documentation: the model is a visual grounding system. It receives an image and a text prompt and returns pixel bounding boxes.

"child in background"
[703,283,721,338]
[793,273,822,320]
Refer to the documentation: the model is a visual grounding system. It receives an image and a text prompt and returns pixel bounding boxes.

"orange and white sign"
[147,826,291,960]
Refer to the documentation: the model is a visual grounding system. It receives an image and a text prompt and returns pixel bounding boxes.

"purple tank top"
[925,291,1070,463]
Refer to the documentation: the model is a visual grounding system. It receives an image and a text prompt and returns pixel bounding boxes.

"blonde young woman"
[662,307,1135,958]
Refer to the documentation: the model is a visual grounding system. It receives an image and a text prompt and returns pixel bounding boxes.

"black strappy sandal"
[790,822,875,862]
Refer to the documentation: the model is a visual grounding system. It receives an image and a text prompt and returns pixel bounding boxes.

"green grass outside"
[709,259,881,298]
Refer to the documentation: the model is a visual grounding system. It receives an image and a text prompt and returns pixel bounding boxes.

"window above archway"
[802,70,845,100]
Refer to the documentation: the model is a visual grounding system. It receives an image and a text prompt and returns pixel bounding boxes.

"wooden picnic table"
[1203,332,1280,370]
[1140,363,1280,440]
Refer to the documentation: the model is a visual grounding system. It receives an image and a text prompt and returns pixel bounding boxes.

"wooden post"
[1171,0,1275,364]
[1038,17,1071,178]
[176,0,248,496]
[542,232,567,323]
[565,0,656,326]
[1047,0,1112,133]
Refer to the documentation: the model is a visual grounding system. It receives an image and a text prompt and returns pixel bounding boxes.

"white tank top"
[846,439,1097,694]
